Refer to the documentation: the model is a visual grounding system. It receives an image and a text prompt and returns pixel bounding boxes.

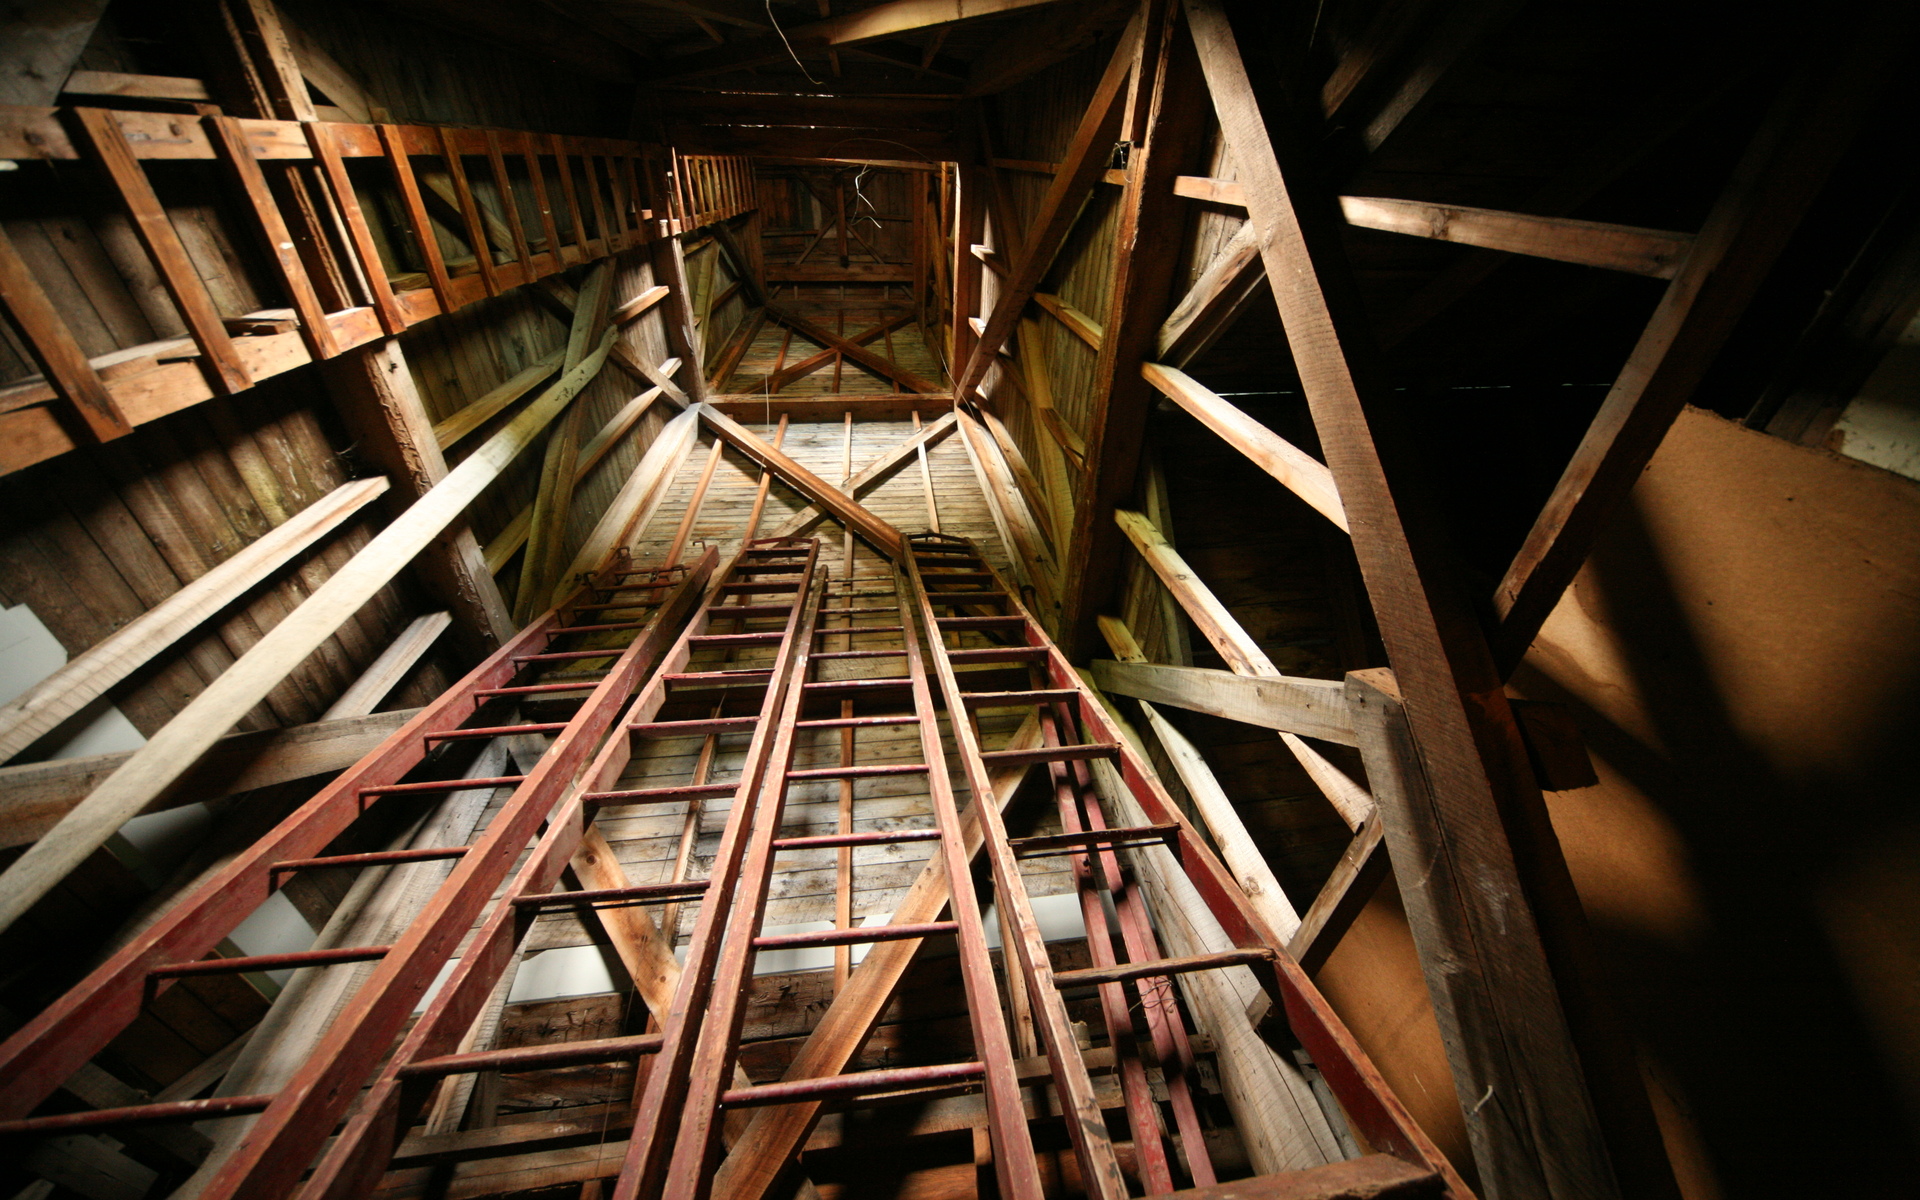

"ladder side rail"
[1032,696,1180,1194]
[902,542,1132,1200]
[614,542,824,1199]
[893,560,1047,1200]
[0,584,596,1116]
[295,545,723,1200]
[655,570,830,1200]
[201,553,720,1200]
[1037,694,1218,1187]
[985,547,1467,1187]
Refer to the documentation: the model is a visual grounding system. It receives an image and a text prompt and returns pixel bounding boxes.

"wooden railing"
[669,152,756,231]
[0,104,676,474]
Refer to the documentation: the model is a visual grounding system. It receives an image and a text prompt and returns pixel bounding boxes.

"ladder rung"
[936,616,1025,629]
[152,944,391,980]
[549,619,651,634]
[512,649,622,663]
[689,631,788,646]
[979,743,1120,768]
[923,591,1009,603]
[360,775,526,797]
[959,688,1078,709]
[1009,823,1181,857]
[816,624,903,635]
[1053,948,1276,991]
[586,782,739,805]
[796,714,918,729]
[918,571,996,582]
[721,580,801,594]
[631,716,760,738]
[786,762,929,781]
[397,1033,664,1080]
[0,1094,274,1137]
[946,646,1048,664]
[753,920,958,951]
[811,649,907,660]
[474,681,601,698]
[722,1062,984,1109]
[665,668,774,686]
[773,829,942,850]
[425,722,570,742]
[513,881,710,909]
[802,678,913,695]
[822,605,897,614]
[708,603,792,617]
[271,846,470,873]
[733,562,809,574]
[567,601,654,613]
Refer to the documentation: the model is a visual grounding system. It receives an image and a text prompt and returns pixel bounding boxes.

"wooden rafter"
[655,0,1070,81]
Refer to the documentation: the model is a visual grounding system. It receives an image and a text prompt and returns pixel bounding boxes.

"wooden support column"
[651,235,712,404]
[322,339,516,654]
[1184,3,1672,1196]
[1060,2,1211,658]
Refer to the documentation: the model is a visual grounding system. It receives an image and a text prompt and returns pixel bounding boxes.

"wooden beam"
[1155,219,1264,367]
[546,404,704,607]
[482,377,677,573]
[763,303,943,394]
[1184,3,1662,1194]
[1286,816,1388,977]
[1489,16,1903,675]
[765,414,957,539]
[0,707,419,851]
[319,612,450,720]
[746,314,913,393]
[0,329,618,935]
[711,716,1045,1200]
[1091,659,1353,747]
[67,106,252,396]
[1338,196,1691,278]
[955,22,1136,399]
[1113,508,1269,675]
[709,393,951,421]
[1031,291,1103,347]
[323,339,517,651]
[698,407,905,558]
[1141,363,1346,530]
[0,477,388,766]
[519,264,615,620]
[1098,617,1302,942]
[1055,4,1210,659]
[650,235,712,404]
[656,0,1069,80]
[432,353,565,450]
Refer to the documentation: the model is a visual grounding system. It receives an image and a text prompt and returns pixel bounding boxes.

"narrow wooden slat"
[1141,363,1346,530]
[67,107,250,394]
[0,476,390,766]
[1091,659,1354,746]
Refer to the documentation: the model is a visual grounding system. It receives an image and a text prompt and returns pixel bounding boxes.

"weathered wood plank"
[1091,659,1353,746]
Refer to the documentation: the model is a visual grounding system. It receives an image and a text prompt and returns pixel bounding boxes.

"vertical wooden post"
[322,339,515,653]
[0,226,130,441]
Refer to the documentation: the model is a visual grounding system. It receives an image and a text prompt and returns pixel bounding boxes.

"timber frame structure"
[2,1,1918,1198]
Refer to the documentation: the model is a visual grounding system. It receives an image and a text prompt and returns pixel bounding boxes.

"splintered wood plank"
[67,107,250,395]
[0,224,129,440]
